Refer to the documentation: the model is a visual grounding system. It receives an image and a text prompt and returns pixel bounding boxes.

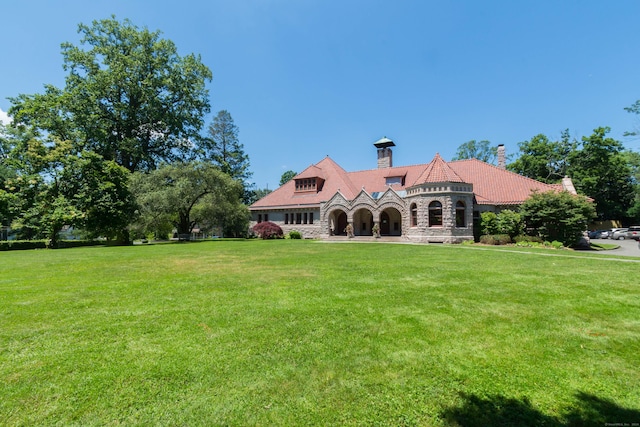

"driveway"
[592,237,640,257]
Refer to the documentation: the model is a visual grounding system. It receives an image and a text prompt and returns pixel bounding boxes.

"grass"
[1,240,639,426]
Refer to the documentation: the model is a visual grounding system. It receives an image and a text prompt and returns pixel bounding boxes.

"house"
[249,138,576,243]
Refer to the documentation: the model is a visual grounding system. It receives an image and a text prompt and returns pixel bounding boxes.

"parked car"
[628,226,640,241]
[610,228,628,240]
[588,229,610,239]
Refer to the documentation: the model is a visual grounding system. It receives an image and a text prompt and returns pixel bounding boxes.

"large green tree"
[452,140,497,163]
[60,151,136,241]
[520,190,596,246]
[624,99,640,137]
[200,110,251,181]
[9,16,212,172]
[199,110,253,205]
[131,162,248,238]
[622,150,640,221]
[3,130,134,246]
[1,124,19,226]
[507,130,576,183]
[279,170,297,186]
[567,127,634,220]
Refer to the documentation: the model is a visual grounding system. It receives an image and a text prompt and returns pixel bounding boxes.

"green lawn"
[1,240,639,426]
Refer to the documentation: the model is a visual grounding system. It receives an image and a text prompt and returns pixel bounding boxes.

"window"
[410,203,418,226]
[456,201,466,227]
[429,201,442,227]
[296,213,302,224]
[295,178,317,192]
[258,214,262,223]
[285,213,289,224]
[304,213,308,224]
[309,212,314,224]
[264,214,268,222]
[385,176,402,186]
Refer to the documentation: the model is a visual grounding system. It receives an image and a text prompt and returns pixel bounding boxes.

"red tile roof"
[413,153,465,185]
[448,159,563,205]
[250,154,565,209]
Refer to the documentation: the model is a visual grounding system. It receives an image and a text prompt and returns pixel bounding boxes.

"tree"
[4,130,135,246]
[567,127,634,220]
[1,124,19,226]
[244,186,272,206]
[60,152,136,242]
[621,150,640,221]
[279,170,297,186]
[519,190,596,246]
[200,110,251,181]
[131,162,247,238]
[507,131,576,183]
[452,140,497,163]
[9,16,212,173]
[624,99,640,137]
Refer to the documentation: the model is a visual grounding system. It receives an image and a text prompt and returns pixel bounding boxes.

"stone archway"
[329,210,348,236]
[380,207,402,236]
[353,208,374,236]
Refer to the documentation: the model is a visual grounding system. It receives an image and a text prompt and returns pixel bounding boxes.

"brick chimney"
[374,137,395,168]
[497,144,506,169]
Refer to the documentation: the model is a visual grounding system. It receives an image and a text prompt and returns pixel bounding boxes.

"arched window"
[456,201,466,227]
[410,203,418,226]
[429,201,442,227]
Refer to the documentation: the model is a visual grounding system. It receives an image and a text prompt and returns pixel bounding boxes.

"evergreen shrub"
[288,230,302,239]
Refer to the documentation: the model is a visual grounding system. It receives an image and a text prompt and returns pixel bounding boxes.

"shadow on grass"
[441,392,640,427]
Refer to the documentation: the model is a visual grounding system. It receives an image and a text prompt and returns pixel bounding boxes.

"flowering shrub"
[251,221,283,239]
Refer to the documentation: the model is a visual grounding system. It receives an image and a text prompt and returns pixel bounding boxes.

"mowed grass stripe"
[1,240,638,426]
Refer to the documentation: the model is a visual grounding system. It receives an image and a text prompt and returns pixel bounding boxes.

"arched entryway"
[380,208,402,236]
[353,208,374,236]
[329,210,348,236]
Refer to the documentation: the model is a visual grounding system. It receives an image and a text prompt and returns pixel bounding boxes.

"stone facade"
[249,139,576,242]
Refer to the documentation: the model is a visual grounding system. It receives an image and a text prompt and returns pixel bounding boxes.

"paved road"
[592,237,640,257]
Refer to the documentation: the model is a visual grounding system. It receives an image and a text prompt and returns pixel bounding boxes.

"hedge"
[0,240,106,251]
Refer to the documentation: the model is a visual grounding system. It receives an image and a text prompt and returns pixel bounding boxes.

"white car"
[610,229,628,240]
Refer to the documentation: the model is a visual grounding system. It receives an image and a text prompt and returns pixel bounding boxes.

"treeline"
[454,124,640,223]
[1,17,261,246]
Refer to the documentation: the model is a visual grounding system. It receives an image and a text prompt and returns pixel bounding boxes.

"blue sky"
[1,1,639,189]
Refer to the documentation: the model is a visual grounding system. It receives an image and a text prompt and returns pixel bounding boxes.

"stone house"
[249,138,576,243]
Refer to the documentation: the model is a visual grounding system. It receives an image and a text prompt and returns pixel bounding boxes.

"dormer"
[293,165,325,193]
[384,169,407,186]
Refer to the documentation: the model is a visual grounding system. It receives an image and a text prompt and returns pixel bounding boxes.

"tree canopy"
[452,140,497,163]
[9,16,212,173]
[567,127,634,220]
[200,110,251,181]
[507,130,576,184]
[279,170,297,186]
[131,162,247,238]
[506,127,638,222]
[520,190,596,246]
